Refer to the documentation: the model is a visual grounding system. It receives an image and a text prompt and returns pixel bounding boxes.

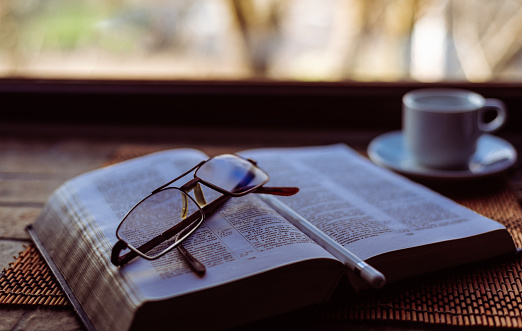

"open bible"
[29,144,516,331]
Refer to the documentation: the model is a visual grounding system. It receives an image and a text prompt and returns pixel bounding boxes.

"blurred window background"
[1,0,521,82]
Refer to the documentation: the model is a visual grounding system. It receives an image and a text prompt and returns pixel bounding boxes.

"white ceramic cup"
[403,88,507,170]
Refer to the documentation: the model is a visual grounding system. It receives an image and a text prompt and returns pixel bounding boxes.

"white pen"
[263,195,386,289]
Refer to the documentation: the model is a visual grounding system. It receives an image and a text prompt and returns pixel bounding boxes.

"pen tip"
[360,266,386,289]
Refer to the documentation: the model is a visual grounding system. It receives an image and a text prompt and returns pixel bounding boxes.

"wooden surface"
[0,124,520,331]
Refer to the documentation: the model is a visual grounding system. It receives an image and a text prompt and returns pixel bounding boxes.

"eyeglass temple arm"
[175,232,206,276]
[111,186,298,266]
[254,186,299,196]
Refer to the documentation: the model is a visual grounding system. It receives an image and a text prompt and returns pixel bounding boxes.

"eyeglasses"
[110,154,299,275]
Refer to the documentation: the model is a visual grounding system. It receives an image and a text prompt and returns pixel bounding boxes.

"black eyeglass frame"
[111,154,298,268]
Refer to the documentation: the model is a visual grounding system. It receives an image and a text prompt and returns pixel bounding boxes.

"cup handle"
[478,98,507,133]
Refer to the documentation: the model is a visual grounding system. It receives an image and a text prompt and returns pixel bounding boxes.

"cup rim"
[403,88,484,112]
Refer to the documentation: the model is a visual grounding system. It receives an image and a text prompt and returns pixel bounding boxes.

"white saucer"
[367,131,518,180]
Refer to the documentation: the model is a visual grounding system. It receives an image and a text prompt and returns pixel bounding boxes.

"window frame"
[1,79,520,132]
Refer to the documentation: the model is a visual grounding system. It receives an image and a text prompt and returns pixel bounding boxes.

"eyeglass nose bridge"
[179,178,207,219]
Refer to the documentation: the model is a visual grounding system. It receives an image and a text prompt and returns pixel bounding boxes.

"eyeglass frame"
[111,154,298,270]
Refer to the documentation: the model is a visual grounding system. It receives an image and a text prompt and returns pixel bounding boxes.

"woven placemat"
[0,244,68,306]
[2,146,522,328]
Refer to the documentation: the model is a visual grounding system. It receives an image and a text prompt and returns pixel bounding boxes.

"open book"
[30,144,516,331]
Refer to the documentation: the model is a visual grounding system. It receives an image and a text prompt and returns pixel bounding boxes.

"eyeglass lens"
[195,155,268,194]
[117,187,203,259]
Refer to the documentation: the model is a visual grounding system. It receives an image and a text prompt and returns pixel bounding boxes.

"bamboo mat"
[0,244,68,306]
[2,145,522,329]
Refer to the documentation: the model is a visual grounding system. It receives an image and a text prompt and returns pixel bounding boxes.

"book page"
[241,144,509,261]
[67,148,336,301]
